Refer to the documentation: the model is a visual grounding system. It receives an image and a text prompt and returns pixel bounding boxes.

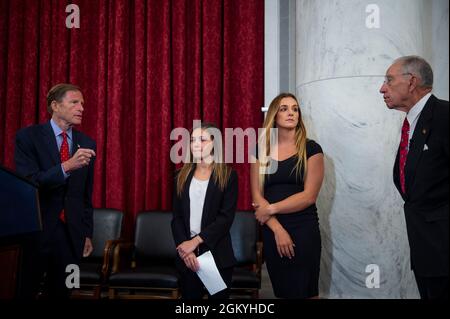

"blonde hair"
[258,93,308,192]
[176,123,232,196]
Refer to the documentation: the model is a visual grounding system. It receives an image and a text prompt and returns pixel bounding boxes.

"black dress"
[262,139,322,298]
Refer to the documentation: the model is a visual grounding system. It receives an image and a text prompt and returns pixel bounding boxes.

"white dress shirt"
[406,93,431,148]
[50,119,73,178]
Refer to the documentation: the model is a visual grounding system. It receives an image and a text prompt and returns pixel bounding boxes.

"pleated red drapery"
[0,0,264,237]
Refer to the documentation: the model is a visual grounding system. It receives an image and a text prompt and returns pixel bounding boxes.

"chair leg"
[93,285,102,299]
[108,288,116,299]
[171,289,180,299]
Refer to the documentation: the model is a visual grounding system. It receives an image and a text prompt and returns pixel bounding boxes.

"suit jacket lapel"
[405,95,434,194]
[72,129,79,156]
[200,176,215,230]
[182,171,194,231]
[41,122,60,165]
[68,129,81,185]
[393,148,402,196]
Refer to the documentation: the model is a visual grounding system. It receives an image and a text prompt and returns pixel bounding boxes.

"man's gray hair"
[394,56,433,89]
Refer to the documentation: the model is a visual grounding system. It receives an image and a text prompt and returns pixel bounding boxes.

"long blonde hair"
[176,123,232,196]
[258,93,308,192]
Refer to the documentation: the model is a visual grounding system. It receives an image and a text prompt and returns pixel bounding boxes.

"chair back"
[90,208,124,259]
[134,211,177,263]
[230,211,258,265]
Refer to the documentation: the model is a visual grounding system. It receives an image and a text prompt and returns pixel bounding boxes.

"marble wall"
[295,0,449,298]
[430,0,449,100]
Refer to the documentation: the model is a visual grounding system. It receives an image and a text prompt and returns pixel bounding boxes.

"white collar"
[406,93,431,124]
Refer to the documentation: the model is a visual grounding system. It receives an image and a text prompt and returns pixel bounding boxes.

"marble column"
[296,0,448,298]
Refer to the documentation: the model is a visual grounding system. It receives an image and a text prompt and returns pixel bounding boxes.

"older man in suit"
[380,56,449,299]
[15,83,96,298]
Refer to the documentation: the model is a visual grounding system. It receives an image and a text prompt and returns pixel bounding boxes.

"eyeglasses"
[383,72,413,85]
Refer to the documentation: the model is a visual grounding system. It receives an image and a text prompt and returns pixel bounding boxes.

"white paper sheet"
[196,251,227,295]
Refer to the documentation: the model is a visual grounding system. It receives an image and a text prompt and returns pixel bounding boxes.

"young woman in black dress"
[250,93,324,298]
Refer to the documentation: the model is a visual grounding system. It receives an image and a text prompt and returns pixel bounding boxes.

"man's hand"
[83,237,93,257]
[62,148,96,173]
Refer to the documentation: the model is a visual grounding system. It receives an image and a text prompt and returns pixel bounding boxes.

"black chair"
[230,211,263,298]
[108,211,180,299]
[71,208,124,299]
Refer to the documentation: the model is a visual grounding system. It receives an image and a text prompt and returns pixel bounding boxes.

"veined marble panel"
[297,78,418,298]
[293,0,448,298]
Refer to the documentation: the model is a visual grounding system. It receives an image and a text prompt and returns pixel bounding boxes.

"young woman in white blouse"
[171,122,238,299]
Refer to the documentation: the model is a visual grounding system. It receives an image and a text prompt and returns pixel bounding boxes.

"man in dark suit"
[14,83,96,299]
[380,56,449,299]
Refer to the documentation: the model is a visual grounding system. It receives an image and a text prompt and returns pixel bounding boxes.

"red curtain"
[0,0,264,237]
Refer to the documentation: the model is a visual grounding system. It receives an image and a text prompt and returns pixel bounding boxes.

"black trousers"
[33,221,78,299]
[414,272,448,300]
[179,266,233,299]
